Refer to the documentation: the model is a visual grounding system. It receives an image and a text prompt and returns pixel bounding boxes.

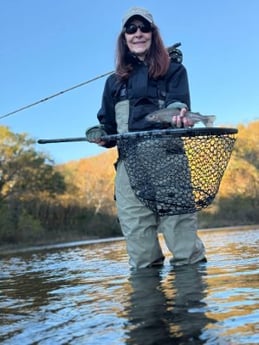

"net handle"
[38,127,238,144]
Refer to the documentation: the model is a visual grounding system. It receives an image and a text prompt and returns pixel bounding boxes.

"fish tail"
[203,115,216,127]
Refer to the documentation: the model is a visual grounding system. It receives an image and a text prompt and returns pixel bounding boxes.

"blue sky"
[1,0,258,163]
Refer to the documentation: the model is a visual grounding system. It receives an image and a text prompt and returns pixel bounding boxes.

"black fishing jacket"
[97,57,191,146]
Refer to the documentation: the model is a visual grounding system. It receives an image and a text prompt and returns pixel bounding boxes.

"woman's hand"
[85,125,107,145]
[172,108,194,128]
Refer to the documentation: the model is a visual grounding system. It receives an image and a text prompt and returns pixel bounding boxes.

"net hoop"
[102,127,238,141]
[114,127,238,216]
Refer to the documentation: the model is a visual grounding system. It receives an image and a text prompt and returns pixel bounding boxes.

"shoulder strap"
[113,81,127,104]
[157,79,166,108]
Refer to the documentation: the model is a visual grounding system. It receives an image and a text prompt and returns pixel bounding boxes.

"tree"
[0,126,66,202]
[199,121,259,226]
[0,126,67,241]
[233,121,259,169]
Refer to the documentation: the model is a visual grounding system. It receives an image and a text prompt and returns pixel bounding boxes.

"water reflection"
[0,229,258,344]
[124,264,215,345]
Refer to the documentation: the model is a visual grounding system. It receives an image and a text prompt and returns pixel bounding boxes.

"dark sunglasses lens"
[125,24,152,34]
[140,24,152,33]
[125,24,137,34]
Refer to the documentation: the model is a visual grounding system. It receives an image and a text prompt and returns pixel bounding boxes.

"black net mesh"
[117,128,238,216]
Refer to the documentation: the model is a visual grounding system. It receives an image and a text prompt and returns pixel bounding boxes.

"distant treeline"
[0,122,258,247]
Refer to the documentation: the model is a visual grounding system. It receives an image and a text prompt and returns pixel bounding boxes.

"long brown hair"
[115,24,170,81]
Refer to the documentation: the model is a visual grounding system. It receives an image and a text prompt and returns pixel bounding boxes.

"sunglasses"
[124,23,153,35]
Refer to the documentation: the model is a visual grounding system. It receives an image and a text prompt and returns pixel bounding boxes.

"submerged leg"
[115,162,164,269]
[159,213,206,266]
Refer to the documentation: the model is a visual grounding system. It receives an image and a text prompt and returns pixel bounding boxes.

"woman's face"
[124,19,152,61]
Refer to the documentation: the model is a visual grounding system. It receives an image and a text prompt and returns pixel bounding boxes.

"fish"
[145,108,216,127]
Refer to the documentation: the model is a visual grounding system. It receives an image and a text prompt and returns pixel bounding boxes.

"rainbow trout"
[145,108,216,127]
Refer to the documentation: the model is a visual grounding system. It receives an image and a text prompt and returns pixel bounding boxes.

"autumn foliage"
[0,122,258,246]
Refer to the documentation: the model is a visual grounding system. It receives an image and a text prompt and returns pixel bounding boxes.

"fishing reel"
[168,42,183,63]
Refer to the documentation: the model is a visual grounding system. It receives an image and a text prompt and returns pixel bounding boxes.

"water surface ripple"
[0,228,258,344]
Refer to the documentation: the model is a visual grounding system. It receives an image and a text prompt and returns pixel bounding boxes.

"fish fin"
[204,115,216,127]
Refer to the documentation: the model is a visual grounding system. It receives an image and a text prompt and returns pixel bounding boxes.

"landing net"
[116,128,238,216]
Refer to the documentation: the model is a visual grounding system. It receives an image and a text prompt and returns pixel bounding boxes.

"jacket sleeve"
[97,75,118,148]
[165,63,191,110]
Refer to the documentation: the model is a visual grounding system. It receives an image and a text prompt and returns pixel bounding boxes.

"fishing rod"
[0,71,114,120]
[0,43,183,121]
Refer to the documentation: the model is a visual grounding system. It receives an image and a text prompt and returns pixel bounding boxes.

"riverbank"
[1,224,258,256]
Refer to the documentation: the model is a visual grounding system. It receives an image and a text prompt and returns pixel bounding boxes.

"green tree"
[0,126,66,243]
[0,126,65,202]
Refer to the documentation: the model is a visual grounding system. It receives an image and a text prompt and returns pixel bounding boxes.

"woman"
[88,7,206,269]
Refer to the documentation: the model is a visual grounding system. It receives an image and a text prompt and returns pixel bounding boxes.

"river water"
[0,227,258,345]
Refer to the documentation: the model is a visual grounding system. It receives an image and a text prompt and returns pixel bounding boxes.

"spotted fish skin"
[145,108,216,127]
